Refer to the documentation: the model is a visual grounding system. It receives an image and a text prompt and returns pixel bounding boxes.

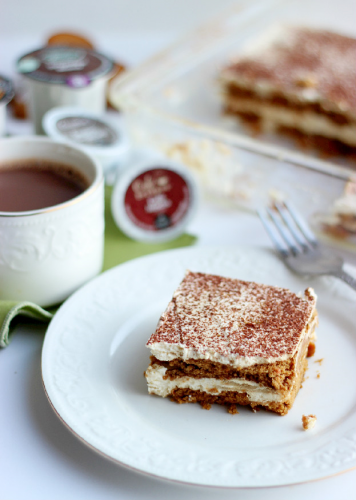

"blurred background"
[1,0,238,71]
[1,0,356,248]
[1,2,356,499]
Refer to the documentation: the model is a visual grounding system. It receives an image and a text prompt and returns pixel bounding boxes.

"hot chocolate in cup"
[17,46,114,134]
[0,136,104,306]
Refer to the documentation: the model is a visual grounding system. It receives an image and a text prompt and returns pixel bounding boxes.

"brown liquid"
[0,159,89,212]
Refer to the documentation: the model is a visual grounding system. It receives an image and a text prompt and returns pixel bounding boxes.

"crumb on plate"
[302,414,317,430]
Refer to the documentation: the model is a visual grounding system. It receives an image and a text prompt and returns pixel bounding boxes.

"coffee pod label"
[17,57,41,73]
[66,75,91,88]
[56,116,118,146]
[17,46,113,85]
[124,168,190,231]
[111,157,199,243]
[43,107,130,176]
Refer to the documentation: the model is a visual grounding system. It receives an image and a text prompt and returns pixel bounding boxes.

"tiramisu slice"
[319,180,356,239]
[220,26,356,157]
[145,271,318,415]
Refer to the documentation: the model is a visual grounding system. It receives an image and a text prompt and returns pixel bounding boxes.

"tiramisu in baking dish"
[145,271,318,415]
[220,26,356,157]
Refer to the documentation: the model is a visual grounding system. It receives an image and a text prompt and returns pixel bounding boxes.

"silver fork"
[258,202,356,291]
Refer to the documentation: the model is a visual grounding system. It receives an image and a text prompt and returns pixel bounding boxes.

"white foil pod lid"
[43,107,130,173]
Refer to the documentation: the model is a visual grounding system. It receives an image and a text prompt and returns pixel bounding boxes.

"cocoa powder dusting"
[147,271,316,361]
[223,27,356,114]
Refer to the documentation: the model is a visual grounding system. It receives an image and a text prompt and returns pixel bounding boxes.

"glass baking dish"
[109,0,356,251]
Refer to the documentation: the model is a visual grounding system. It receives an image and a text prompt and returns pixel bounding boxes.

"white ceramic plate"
[42,246,356,488]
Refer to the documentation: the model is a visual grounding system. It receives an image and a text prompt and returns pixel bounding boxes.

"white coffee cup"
[0,136,104,306]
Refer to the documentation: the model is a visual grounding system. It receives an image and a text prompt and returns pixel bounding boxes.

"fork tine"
[274,202,309,252]
[257,209,289,257]
[266,207,300,255]
[284,202,318,248]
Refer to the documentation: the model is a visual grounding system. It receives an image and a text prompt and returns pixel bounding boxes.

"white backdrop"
[1,1,356,499]
[2,0,239,36]
[1,0,238,67]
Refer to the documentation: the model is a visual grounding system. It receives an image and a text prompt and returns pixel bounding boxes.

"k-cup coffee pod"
[17,46,114,134]
[43,107,130,176]
[0,76,14,136]
[111,152,199,242]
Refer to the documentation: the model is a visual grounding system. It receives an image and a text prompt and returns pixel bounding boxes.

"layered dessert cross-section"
[318,179,356,239]
[145,271,318,415]
[220,26,356,157]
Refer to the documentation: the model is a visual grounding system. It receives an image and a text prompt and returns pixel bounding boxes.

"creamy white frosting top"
[147,272,317,369]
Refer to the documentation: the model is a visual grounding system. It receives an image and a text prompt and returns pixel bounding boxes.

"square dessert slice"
[317,180,356,239]
[220,26,356,157]
[145,271,318,415]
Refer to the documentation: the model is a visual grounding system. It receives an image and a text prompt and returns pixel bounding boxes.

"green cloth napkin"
[0,302,53,348]
[0,186,196,348]
[102,187,196,271]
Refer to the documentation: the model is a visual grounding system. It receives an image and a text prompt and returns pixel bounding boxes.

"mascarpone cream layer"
[221,74,356,118]
[225,98,356,146]
[149,305,317,369]
[145,365,283,403]
[220,24,356,119]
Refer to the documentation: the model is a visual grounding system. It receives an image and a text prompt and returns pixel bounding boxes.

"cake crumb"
[302,414,317,430]
[314,358,324,365]
[295,74,318,88]
[227,405,239,414]
[316,372,320,379]
[307,342,316,357]
[200,401,212,410]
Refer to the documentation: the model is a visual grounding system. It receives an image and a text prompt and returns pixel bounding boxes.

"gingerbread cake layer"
[146,307,317,415]
[220,26,356,155]
[145,271,317,415]
[167,355,308,416]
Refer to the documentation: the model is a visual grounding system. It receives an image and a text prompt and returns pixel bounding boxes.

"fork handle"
[331,269,356,291]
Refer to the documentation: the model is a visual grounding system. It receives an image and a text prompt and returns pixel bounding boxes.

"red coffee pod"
[111,154,198,242]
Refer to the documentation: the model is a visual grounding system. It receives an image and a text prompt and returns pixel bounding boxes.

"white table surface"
[1,33,356,500]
